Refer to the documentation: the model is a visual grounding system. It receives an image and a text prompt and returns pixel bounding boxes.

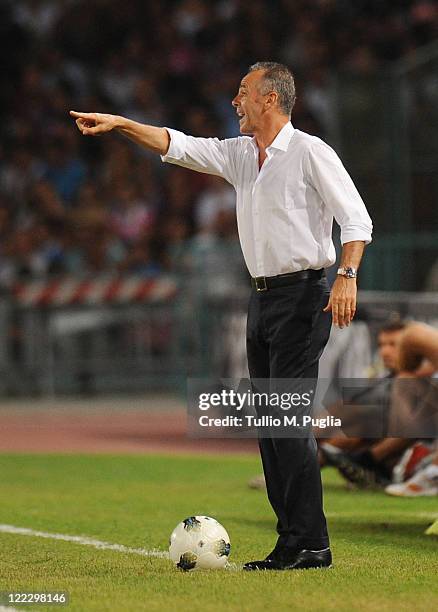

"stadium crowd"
[1,0,438,286]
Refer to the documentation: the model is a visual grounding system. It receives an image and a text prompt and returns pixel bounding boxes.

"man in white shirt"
[70,61,373,570]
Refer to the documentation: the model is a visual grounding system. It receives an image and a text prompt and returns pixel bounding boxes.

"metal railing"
[1,273,437,398]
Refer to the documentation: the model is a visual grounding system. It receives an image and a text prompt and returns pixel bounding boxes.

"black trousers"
[246,270,332,551]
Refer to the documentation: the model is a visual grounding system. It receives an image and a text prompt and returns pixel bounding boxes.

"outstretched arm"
[69,111,237,184]
[69,111,170,155]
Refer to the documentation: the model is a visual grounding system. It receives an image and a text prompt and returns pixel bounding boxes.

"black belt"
[251,269,324,291]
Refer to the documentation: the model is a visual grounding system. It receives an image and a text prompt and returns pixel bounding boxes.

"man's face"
[378,330,403,372]
[231,70,269,134]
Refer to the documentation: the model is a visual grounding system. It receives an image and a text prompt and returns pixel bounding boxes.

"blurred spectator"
[12,0,61,39]
[42,142,86,204]
[109,184,155,245]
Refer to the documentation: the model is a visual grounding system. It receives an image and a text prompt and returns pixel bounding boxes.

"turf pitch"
[0,454,437,611]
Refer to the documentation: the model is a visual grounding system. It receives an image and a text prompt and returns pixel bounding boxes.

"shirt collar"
[247,121,295,153]
[268,121,295,151]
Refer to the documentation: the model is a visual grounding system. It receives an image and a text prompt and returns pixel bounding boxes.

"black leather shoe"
[243,547,332,571]
[243,546,288,571]
[283,547,332,570]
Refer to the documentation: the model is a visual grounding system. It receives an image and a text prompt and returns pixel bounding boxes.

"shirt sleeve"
[161,128,239,187]
[307,139,373,245]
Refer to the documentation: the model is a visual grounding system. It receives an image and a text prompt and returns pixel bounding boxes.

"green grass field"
[0,453,437,611]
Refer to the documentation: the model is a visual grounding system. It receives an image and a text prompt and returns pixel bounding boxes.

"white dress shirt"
[161,121,372,278]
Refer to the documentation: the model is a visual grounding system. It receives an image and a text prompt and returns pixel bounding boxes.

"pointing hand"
[69,111,118,136]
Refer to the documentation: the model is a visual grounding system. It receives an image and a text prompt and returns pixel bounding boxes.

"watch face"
[337,267,357,278]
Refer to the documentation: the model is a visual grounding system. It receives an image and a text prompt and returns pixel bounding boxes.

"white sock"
[321,443,342,454]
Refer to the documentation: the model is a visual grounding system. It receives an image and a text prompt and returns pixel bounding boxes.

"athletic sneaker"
[320,445,391,488]
[391,442,434,483]
[385,464,438,497]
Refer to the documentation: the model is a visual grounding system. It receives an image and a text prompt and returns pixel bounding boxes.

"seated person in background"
[384,322,438,497]
[318,320,416,488]
[321,321,438,489]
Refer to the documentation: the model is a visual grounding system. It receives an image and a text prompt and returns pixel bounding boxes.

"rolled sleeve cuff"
[160,128,187,162]
[340,226,373,245]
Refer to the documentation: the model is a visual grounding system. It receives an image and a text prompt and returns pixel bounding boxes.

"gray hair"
[249,61,296,116]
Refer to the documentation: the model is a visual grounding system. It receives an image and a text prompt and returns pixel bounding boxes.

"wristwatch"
[337,266,357,279]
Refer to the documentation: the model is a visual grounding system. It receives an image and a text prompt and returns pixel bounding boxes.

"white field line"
[3,513,436,576]
[0,523,243,571]
[0,524,168,559]
[0,607,20,612]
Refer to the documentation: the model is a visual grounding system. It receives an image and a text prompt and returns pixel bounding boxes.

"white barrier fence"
[0,277,437,397]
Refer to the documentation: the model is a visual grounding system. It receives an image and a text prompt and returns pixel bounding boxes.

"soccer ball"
[169,516,231,571]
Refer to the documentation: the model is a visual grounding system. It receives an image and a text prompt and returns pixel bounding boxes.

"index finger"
[69,110,93,119]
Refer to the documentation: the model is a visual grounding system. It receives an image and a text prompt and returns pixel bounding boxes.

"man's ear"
[265,91,278,109]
